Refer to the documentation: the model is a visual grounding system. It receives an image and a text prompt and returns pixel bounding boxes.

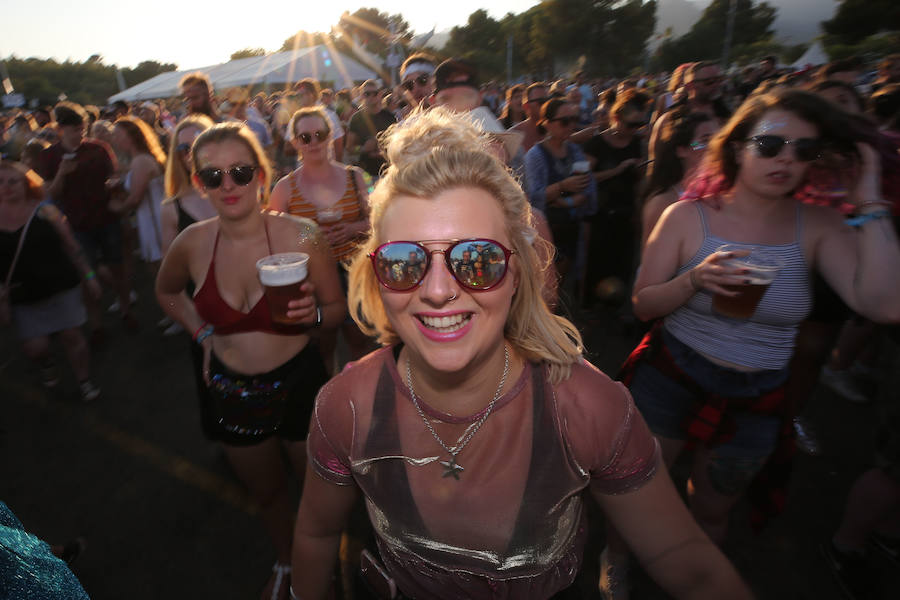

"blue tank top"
[664,203,813,370]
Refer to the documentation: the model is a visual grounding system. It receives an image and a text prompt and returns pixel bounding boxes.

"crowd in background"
[2,49,900,600]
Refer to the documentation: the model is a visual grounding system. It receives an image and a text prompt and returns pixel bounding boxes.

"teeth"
[420,314,470,332]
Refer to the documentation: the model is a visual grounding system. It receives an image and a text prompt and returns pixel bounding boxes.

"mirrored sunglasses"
[747,135,822,162]
[196,165,257,189]
[369,239,515,292]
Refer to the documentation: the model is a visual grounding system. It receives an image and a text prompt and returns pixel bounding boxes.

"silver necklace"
[405,345,510,480]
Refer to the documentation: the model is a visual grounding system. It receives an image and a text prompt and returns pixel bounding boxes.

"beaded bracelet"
[689,269,701,291]
[84,270,96,280]
[845,210,891,228]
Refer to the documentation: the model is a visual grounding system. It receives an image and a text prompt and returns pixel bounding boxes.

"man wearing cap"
[346,80,396,179]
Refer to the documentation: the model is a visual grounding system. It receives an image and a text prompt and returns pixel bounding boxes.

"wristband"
[85,270,96,280]
[193,323,214,343]
[845,210,891,228]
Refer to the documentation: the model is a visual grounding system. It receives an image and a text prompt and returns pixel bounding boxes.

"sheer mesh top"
[309,346,660,599]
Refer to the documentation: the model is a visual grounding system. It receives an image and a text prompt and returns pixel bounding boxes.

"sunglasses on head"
[369,239,515,292]
[550,116,578,126]
[196,165,257,189]
[747,135,822,162]
[175,143,191,155]
[297,130,328,145]
[402,74,430,91]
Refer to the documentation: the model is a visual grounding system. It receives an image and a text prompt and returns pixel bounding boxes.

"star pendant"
[440,458,464,480]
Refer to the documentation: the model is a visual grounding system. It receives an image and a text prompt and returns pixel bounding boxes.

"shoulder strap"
[346,165,366,217]
[695,202,711,237]
[4,202,43,289]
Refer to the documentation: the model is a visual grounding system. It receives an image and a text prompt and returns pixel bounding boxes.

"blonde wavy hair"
[163,115,213,199]
[346,107,583,383]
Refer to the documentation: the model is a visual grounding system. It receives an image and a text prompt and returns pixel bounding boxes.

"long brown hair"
[114,116,166,167]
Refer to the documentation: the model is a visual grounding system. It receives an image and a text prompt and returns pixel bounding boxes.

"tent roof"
[108,46,379,103]
[792,41,829,70]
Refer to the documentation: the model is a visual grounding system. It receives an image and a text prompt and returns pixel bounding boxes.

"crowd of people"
[2,49,900,600]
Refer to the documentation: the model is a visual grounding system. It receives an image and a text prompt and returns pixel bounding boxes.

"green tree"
[230,48,266,60]
[652,0,777,70]
[4,55,176,106]
[823,0,900,45]
[337,7,412,57]
[443,10,506,79]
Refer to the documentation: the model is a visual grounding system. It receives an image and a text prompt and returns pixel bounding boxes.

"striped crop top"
[664,203,813,370]
[286,167,363,263]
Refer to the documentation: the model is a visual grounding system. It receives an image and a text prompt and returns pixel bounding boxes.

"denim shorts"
[629,329,789,494]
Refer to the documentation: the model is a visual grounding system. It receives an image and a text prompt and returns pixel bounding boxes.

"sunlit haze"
[2,1,540,69]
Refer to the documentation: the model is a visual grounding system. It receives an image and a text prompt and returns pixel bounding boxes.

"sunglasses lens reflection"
[448,241,507,289]
[371,240,509,291]
[373,242,426,291]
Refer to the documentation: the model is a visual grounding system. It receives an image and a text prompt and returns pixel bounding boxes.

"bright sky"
[3,1,540,70]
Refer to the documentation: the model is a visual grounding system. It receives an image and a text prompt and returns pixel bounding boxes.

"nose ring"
[447,292,458,302]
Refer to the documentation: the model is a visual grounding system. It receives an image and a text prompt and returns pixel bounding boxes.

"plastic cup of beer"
[571,160,591,175]
[711,245,780,319]
[256,253,309,325]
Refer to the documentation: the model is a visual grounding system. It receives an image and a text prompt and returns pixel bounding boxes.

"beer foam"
[726,259,778,284]
[257,253,308,286]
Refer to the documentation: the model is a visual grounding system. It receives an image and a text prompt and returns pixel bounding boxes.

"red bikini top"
[193,223,305,336]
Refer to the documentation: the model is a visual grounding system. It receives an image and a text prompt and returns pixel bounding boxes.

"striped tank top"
[664,203,813,370]
[287,167,364,263]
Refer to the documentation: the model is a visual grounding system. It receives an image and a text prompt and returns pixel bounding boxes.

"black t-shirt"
[348,109,396,177]
[583,134,642,215]
[0,212,81,304]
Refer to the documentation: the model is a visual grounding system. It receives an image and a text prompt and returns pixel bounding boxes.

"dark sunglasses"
[402,74,430,91]
[747,135,822,162]
[550,116,578,126]
[363,90,381,97]
[369,239,515,292]
[297,130,328,145]
[694,76,723,85]
[624,120,647,129]
[196,165,257,189]
[175,143,191,155]
[526,96,549,105]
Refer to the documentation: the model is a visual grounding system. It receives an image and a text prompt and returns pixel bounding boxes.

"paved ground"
[2,265,898,599]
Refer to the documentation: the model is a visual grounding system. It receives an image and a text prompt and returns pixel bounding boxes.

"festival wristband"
[193,323,214,343]
[845,210,891,228]
[85,270,96,280]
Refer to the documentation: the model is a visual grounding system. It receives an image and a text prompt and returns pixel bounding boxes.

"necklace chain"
[405,345,510,478]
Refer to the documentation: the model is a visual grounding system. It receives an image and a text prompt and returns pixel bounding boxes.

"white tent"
[791,41,829,70]
[109,46,379,102]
